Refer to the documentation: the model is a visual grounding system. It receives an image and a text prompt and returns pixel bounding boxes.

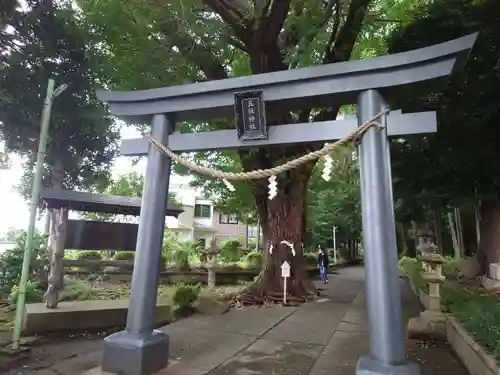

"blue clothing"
[319,264,328,281]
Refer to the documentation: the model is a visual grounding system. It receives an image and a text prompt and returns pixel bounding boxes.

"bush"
[220,239,242,263]
[10,280,44,304]
[304,253,318,267]
[113,251,135,261]
[441,284,500,359]
[398,256,426,290]
[160,254,167,271]
[0,230,49,296]
[247,239,257,250]
[442,257,465,280]
[162,234,200,269]
[244,251,263,268]
[173,282,201,309]
[59,278,91,301]
[75,250,103,260]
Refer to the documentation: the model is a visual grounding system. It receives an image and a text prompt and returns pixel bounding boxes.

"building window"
[194,204,211,218]
[219,213,238,224]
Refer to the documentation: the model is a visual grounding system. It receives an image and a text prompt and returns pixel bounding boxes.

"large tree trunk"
[455,208,466,256]
[477,199,500,276]
[397,222,409,256]
[45,207,68,308]
[474,201,481,250]
[432,207,443,253]
[235,167,316,305]
[448,212,461,258]
[44,159,65,308]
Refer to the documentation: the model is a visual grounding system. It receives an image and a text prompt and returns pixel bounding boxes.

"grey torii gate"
[96,34,477,375]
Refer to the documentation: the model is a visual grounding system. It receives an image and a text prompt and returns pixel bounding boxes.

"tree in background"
[307,146,362,253]
[387,0,500,273]
[77,0,421,303]
[0,0,119,199]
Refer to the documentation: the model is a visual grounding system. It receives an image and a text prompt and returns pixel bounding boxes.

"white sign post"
[281,261,291,305]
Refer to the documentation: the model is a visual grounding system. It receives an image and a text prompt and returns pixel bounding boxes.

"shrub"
[160,254,167,271]
[162,234,200,269]
[304,253,318,267]
[247,239,257,250]
[244,252,263,268]
[442,257,465,280]
[59,278,91,301]
[10,280,44,304]
[173,282,201,309]
[75,250,103,260]
[220,239,242,263]
[398,256,426,290]
[113,251,135,261]
[0,230,49,296]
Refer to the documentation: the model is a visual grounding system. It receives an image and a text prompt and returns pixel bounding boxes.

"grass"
[399,256,500,360]
[58,278,245,304]
[441,283,500,359]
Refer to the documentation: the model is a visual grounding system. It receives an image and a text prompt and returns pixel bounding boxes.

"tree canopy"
[388,0,500,208]
[387,0,500,268]
[0,0,119,198]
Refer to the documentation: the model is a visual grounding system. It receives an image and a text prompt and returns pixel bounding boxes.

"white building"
[166,181,259,249]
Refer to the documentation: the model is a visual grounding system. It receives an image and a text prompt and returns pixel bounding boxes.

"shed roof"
[40,187,183,217]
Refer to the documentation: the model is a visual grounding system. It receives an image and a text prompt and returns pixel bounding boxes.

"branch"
[223,30,250,53]
[323,0,341,61]
[155,21,228,80]
[324,0,371,63]
[203,0,251,45]
[265,0,292,38]
[278,1,305,50]
[288,0,337,69]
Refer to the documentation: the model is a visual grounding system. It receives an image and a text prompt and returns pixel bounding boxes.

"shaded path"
[3,267,467,375]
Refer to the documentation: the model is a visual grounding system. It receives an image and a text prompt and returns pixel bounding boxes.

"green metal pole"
[11,79,56,350]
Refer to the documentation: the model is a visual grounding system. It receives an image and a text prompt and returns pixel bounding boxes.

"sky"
[0,125,192,237]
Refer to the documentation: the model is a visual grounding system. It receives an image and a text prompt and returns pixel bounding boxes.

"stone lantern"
[407,228,447,340]
[205,239,220,290]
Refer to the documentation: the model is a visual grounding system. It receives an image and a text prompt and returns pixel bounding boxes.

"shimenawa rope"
[144,109,389,181]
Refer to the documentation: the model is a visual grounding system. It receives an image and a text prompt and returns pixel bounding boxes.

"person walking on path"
[317,245,329,284]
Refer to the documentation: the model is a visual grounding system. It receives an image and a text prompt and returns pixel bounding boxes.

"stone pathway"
[3,267,467,375]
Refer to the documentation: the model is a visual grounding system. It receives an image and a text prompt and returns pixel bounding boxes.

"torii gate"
[96,33,477,375]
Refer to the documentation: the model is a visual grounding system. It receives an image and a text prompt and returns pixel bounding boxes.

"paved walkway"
[4,267,467,375]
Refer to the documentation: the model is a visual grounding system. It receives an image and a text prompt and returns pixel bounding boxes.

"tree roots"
[228,281,318,307]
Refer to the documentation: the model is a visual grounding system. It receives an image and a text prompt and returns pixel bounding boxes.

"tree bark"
[448,211,461,258]
[45,158,65,308]
[432,207,443,253]
[45,207,68,308]
[454,207,466,257]
[474,201,481,250]
[477,199,500,276]
[397,222,409,256]
[235,167,315,305]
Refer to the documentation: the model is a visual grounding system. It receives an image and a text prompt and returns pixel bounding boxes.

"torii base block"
[101,330,169,375]
[356,356,420,375]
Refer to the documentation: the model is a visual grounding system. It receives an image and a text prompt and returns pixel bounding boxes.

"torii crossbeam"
[96,33,477,375]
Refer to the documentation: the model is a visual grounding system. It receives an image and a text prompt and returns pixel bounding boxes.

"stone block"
[24,299,172,335]
[195,296,229,315]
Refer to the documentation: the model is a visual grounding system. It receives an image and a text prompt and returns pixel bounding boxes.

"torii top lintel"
[97,33,477,123]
